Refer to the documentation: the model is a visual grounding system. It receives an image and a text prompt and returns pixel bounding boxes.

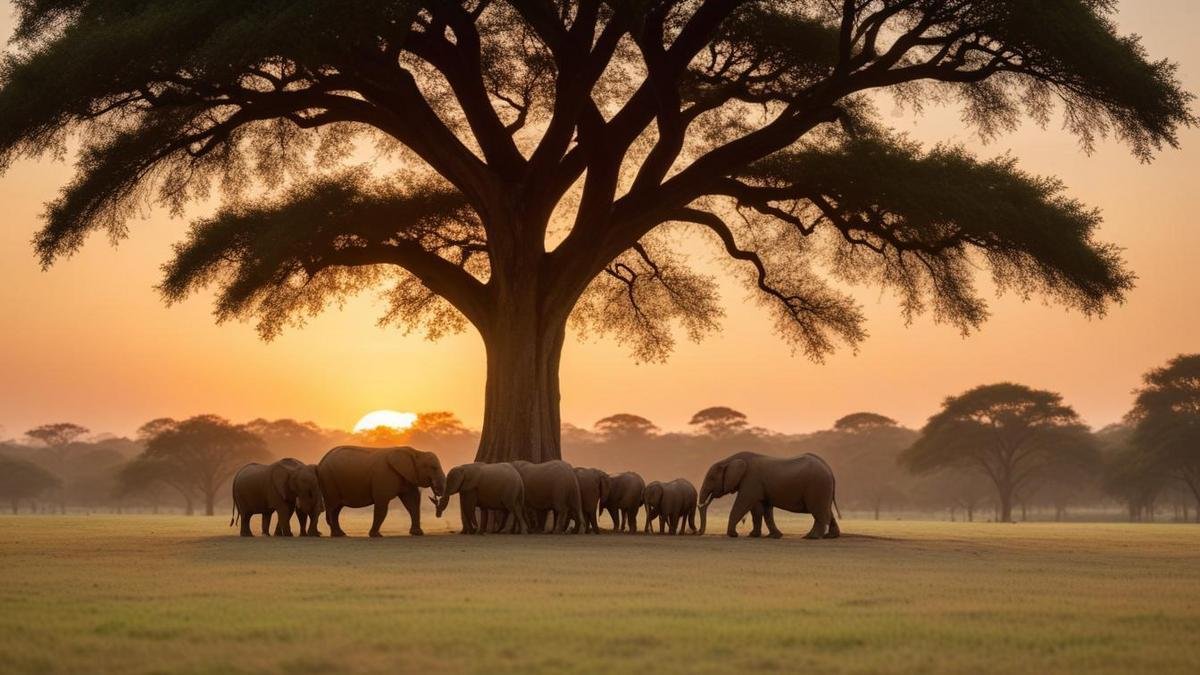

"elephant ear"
[271,464,293,502]
[386,450,420,487]
[444,467,465,495]
[723,459,748,494]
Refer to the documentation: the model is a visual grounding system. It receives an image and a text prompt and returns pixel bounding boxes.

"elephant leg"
[368,501,389,537]
[825,514,841,539]
[327,504,347,537]
[764,507,784,539]
[500,509,515,534]
[462,494,480,535]
[626,509,638,534]
[748,505,764,537]
[805,512,829,540]
[609,507,621,531]
[239,510,253,537]
[297,511,308,536]
[669,514,680,535]
[726,493,756,538]
[658,515,665,534]
[261,511,273,536]
[588,510,600,534]
[278,506,295,536]
[399,490,423,536]
[552,509,568,534]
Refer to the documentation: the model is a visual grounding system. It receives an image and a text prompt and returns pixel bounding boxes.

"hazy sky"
[2,2,1199,439]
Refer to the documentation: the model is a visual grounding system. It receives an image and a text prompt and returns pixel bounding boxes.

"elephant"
[698,451,840,539]
[600,471,645,533]
[569,467,610,534]
[316,446,446,537]
[642,479,699,535]
[434,463,528,534]
[510,460,585,534]
[230,458,323,537]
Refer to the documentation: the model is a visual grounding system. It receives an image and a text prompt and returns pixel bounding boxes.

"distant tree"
[25,423,89,455]
[244,418,333,463]
[116,455,196,516]
[5,2,1188,462]
[1102,441,1166,522]
[134,415,268,516]
[0,455,61,514]
[689,407,750,437]
[821,412,911,519]
[901,383,1098,522]
[1127,354,1200,520]
[913,469,993,522]
[136,418,179,442]
[833,412,898,433]
[24,422,89,513]
[594,414,659,441]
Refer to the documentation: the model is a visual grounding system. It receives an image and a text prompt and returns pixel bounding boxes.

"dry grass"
[1,512,1198,674]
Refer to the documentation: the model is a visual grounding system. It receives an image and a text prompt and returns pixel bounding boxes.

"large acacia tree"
[1,1,1192,462]
[1128,354,1200,519]
[901,382,1098,522]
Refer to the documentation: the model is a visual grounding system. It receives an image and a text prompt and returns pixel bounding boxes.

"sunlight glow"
[353,410,418,433]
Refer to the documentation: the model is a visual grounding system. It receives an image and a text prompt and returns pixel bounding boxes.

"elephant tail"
[230,501,240,528]
[572,485,585,535]
[833,495,842,520]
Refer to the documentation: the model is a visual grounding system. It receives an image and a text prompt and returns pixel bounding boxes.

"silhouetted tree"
[0,455,61,514]
[833,412,899,433]
[594,414,660,441]
[913,468,992,522]
[133,415,268,515]
[24,422,88,513]
[901,383,1098,522]
[117,455,197,515]
[1127,354,1200,520]
[689,407,749,437]
[824,412,910,519]
[243,418,334,463]
[3,3,1187,462]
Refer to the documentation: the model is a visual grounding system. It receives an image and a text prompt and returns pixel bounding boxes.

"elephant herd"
[231,446,841,540]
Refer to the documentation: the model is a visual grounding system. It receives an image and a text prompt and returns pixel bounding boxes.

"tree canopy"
[2,1,1192,461]
[1125,354,1200,519]
[127,414,268,515]
[901,382,1098,521]
[0,454,61,513]
[688,406,748,436]
[594,413,659,440]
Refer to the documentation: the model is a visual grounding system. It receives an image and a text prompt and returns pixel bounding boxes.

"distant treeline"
[2,354,1197,523]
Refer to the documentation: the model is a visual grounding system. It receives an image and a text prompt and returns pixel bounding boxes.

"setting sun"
[352,410,418,433]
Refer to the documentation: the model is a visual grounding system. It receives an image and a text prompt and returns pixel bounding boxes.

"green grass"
[1,513,1198,674]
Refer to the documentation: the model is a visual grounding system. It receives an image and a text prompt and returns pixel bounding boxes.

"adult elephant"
[698,452,840,539]
[571,467,610,534]
[230,458,323,537]
[643,479,699,535]
[511,460,584,534]
[434,462,528,534]
[317,446,445,537]
[600,472,645,533]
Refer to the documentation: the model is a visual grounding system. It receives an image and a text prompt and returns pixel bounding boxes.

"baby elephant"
[600,471,645,533]
[570,467,611,534]
[643,479,699,535]
[434,463,528,534]
[231,458,323,537]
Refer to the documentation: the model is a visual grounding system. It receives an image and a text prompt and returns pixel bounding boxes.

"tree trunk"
[475,300,568,463]
[967,505,974,522]
[997,483,1014,523]
[204,490,216,516]
[184,496,194,516]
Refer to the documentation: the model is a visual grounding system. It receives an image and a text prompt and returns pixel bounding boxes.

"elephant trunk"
[698,495,713,535]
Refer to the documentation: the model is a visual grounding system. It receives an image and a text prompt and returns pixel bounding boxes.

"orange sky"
[2,3,1199,440]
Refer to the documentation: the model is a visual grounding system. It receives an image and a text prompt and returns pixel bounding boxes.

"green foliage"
[740,133,1133,335]
[0,1,1192,407]
[160,169,481,339]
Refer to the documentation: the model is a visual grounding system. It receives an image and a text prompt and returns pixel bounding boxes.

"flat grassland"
[1,513,1198,674]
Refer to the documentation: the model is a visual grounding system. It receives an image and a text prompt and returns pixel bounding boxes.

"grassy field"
[1,513,1198,674]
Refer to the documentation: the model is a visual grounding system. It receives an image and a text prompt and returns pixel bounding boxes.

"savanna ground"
[1,511,1198,674]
